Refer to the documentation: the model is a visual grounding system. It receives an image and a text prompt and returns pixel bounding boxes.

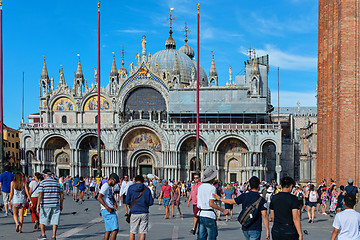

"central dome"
[150,49,208,87]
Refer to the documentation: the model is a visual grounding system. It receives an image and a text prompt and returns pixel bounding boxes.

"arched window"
[124,87,166,121]
[95,115,98,124]
[62,116,67,123]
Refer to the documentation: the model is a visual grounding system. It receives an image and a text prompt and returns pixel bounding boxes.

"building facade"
[20,25,285,183]
[4,125,21,170]
[317,0,360,185]
[272,106,317,184]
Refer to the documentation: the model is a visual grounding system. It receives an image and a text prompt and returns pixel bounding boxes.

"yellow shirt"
[96,178,101,185]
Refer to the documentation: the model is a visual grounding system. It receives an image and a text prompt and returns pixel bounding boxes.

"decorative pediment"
[119,63,168,93]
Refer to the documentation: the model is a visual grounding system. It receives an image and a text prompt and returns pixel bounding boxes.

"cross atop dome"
[182,22,190,42]
[166,8,176,34]
[165,8,176,49]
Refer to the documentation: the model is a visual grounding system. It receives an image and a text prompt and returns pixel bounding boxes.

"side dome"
[150,49,208,87]
[179,42,194,60]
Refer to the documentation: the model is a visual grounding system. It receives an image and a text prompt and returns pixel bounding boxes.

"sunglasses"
[194,177,199,179]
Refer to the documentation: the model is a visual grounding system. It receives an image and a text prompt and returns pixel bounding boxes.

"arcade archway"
[262,141,276,182]
[217,138,248,183]
[43,136,70,176]
[121,128,162,177]
[79,136,105,177]
[179,137,208,181]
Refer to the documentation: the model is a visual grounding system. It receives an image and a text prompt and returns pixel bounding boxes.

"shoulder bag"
[126,187,147,223]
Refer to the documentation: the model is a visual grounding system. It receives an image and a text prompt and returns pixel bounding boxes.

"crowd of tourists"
[1,164,360,240]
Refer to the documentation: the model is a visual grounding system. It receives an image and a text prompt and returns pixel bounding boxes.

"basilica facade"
[20,27,284,183]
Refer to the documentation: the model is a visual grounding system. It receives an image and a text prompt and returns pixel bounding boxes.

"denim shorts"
[39,207,61,226]
[308,202,317,208]
[163,198,170,207]
[101,209,119,232]
[198,216,218,240]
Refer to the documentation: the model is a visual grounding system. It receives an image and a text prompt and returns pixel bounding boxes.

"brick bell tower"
[317,0,360,185]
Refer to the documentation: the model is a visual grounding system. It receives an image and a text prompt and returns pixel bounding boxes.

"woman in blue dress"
[222,184,235,221]
[79,176,86,203]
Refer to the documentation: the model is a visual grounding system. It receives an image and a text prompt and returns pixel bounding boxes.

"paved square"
[0,194,344,239]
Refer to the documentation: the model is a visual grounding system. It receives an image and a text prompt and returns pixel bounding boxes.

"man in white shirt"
[197,168,228,240]
[120,175,133,216]
[98,173,120,240]
[331,193,360,240]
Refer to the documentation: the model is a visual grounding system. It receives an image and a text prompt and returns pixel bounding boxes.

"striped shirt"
[38,176,62,208]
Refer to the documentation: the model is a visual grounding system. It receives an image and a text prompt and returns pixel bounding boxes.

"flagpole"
[196,3,200,173]
[96,1,102,177]
[0,0,4,173]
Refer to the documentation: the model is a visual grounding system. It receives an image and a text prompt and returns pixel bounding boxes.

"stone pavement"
[0,194,340,239]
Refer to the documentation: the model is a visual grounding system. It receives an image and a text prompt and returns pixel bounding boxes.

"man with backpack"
[213,176,269,240]
[126,175,154,240]
[270,176,302,240]
[345,178,359,202]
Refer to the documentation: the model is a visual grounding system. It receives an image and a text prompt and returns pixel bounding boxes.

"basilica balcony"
[20,122,281,132]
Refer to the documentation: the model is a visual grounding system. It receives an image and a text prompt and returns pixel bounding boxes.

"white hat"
[201,168,218,182]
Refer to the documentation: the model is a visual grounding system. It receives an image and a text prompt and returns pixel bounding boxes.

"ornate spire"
[209,51,217,77]
[41,56,49,79]
[251,53,259,75]
[110,52,117,76]
[75,54,83,79]
[173,53,180,74]
[118,46,128,76]
[165,8,176,49]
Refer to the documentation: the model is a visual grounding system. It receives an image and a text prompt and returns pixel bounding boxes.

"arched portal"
[79,136,105,177]
[121,128,162,177]
[134,152,155,176]
[43,136,70,176]
[179,137,208,181]
[217,138,248,183]
[262,142,276,182]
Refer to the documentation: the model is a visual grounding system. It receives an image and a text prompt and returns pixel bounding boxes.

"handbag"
[126,187,147,223]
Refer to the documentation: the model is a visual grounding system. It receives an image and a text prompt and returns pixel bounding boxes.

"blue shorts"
[163,198,170,207]
[308,202,317,208]
[101,209,119,232]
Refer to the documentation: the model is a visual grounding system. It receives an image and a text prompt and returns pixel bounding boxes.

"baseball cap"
[42,169,52,175]
[348,178,354,184]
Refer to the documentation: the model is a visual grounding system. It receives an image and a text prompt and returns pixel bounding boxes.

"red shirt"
[191,182,203,205]
[161,185,172,198]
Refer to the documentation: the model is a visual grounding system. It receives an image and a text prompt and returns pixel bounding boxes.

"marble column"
[275,152,282,184]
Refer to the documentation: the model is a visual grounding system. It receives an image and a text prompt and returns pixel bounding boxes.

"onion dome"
[118,58,128,76]
[179,37,194,59]
[165,29,176,49]
[150,49,208,87]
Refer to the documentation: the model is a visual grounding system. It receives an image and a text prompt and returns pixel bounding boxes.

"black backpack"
[238,196,262,228]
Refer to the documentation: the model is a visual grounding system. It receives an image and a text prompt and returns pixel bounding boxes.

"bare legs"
[124,204,129,215]
[104,229,118,240]
[129,233,146,240]
[12,206,24,232]
[39,224,58,238]
[165,205,170,219]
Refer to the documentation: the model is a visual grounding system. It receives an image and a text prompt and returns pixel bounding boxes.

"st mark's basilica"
[19,18,287,183]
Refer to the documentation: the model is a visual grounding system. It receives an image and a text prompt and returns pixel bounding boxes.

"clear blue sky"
[3,0,318,129]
